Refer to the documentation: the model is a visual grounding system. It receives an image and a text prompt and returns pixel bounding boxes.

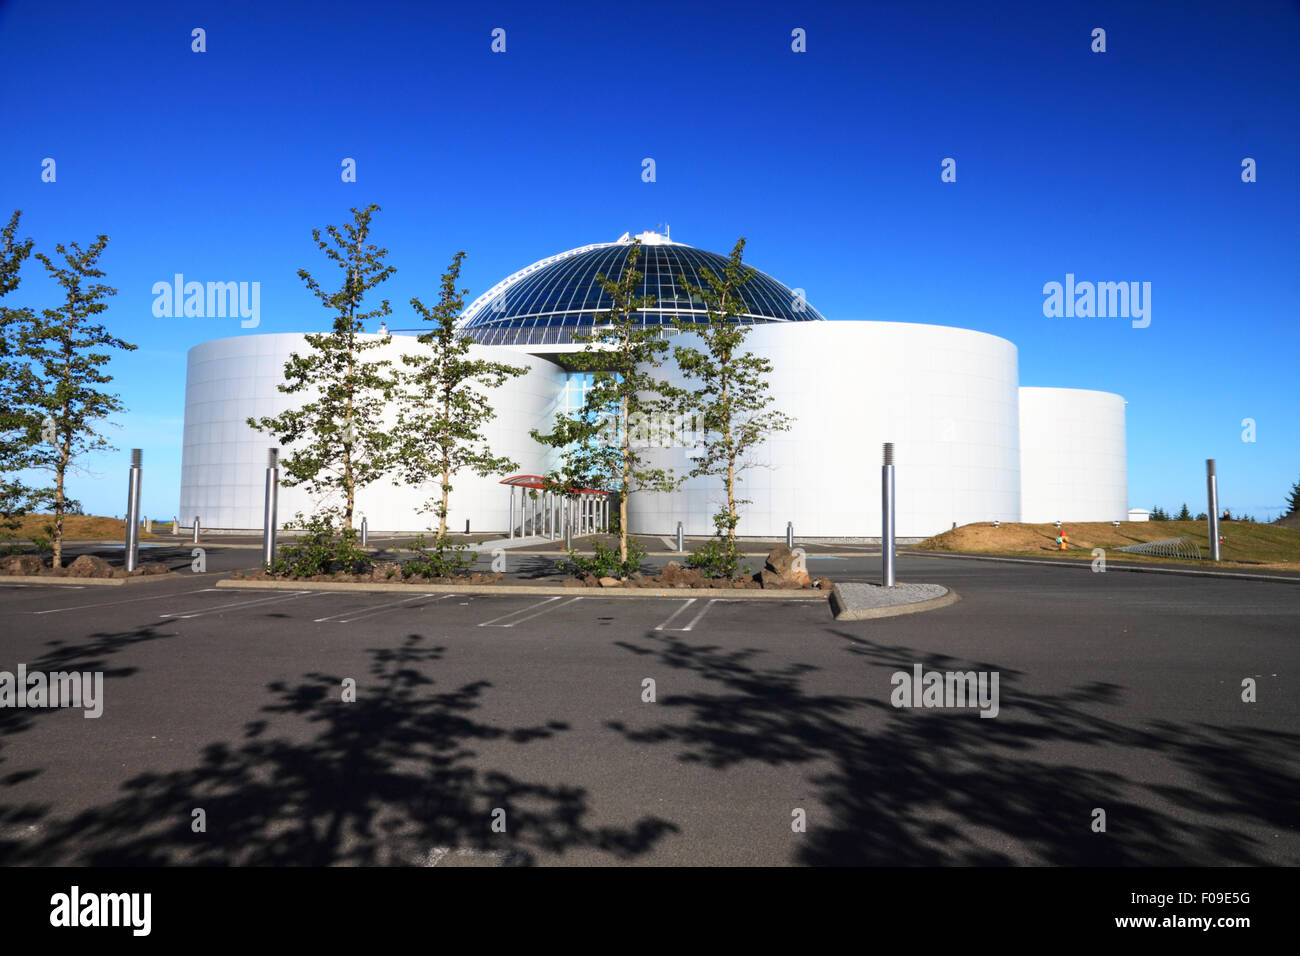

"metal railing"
[1115,536,1202,559]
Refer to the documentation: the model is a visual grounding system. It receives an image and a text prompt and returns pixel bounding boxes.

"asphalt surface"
[0,550,1296,866]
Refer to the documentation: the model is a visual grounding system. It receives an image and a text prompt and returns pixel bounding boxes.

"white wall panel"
[179,334,565,531]
[1018,387,1127,522]
[626,321,1022,538]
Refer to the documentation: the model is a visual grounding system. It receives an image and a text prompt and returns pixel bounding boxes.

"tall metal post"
[508,487,515,539]
[882,442,896,588]
[124,449,142,573]
[1207,459,1221,562]
[262,448,279,568]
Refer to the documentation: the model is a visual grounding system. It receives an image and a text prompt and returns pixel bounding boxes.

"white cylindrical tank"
[1018,387,1127,523]
[179,333,565,531]
[627,321,1023,538]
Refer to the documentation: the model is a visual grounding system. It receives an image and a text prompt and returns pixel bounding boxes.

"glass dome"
[458,231,825,346]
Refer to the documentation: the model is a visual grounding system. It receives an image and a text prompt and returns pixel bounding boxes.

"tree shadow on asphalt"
[608,630,1299,865]
[0,624,179,855]
[2,631,675,865]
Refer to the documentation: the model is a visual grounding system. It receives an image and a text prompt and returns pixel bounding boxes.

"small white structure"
[1127,508,1151,522]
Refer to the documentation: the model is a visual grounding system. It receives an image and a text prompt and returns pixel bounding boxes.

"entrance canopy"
[499,475,609,495]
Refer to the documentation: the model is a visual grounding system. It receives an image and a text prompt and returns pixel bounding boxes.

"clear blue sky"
[2,0,1297,520]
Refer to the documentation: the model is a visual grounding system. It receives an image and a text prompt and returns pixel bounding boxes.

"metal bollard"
[786,521,793,549]
[676,521,684,553]
[124,449,142,573]
[360,516,368,548]
[1207,459,1221,562]
[193,516,201,545]
[262,448,279,569]
[882,443,896,588]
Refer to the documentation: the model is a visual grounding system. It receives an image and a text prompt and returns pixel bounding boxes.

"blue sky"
[1,0,1297,520]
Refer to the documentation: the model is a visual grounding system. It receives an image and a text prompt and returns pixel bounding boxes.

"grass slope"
[915,520,1300,571]
[3,514,167,541]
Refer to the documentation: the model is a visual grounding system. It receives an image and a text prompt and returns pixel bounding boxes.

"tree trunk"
[438,393,451,538]
[727,449,737,548]
[620,393,629,563]
[722,370,736,548]
[52,451,66,568]
[439,461,450,539]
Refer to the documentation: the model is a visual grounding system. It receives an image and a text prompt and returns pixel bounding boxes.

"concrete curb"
[0,572,192,587]
[215,578,828,600]
[901,550,1300,584]
[0,575,124,587]
[829,583,961,620]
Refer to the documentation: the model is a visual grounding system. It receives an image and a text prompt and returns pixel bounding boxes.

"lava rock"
[1,555,45,575]
[68,554,114,578]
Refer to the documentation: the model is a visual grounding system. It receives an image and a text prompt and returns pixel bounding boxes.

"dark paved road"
[1,553,1296,866]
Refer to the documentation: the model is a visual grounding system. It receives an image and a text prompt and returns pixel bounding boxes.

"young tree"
[248,204,397,531]
[532,239,681,566]
[18,235,133,566]
[0,211,39,542]
[672,237,793,560]
[1286,477,1300,516]
[393,251,527,538]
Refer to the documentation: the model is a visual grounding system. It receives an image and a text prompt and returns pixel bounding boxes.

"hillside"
[915,520,1300,571]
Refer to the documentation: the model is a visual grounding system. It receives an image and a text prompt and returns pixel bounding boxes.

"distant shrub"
[402,533,476,579]
[271,512,371,578]
[685,537,749,579]
[560,539,645,578]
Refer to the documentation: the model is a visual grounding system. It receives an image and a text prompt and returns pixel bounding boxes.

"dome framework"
[457,230,825,346]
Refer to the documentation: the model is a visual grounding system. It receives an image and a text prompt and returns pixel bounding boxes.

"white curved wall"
[626,321,1022,537]
[1018,387,1127,523]
[181,326,1127,537]
[180,333,565,531]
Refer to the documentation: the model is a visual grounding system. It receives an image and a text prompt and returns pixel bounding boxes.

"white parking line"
[477,596,583,628]
[653,598,697,631]
[661,598,733,632]
[32,588,220,615]
[314,593,455,624]
[161,590,315,620]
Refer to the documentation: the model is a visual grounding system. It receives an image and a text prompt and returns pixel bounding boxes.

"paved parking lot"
[0,554,1296,866]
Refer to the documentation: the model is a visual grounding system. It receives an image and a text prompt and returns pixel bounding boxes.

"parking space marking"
[161,590,316,620]
[313,593,455,624]
[32,588,220,615]
[654,598,697,631]
[661,598,734,632]
[477,596,583,628]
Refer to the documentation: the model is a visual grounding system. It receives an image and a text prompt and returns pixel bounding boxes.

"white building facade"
[179,232,1128,535]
